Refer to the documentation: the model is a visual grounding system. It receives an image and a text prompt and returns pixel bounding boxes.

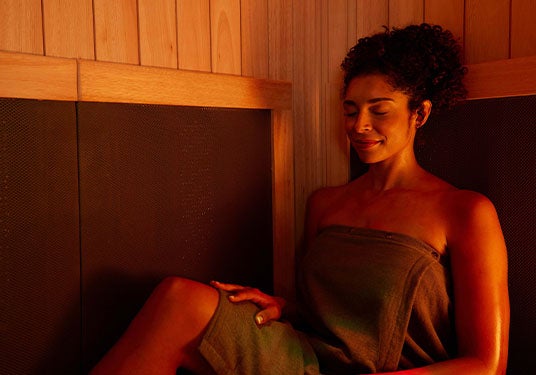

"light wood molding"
[78,59,291,109]
[0,51,77,101]
[465,56,536,99]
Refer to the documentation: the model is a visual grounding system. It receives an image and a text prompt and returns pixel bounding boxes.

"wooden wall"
[1,0,535,278]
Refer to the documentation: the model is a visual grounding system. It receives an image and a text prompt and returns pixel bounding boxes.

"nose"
[348,112,371,134]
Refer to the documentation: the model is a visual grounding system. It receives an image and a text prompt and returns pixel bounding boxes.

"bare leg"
[90,276,219,375]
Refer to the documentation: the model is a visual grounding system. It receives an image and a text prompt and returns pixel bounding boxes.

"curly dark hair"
[341,23,467,113]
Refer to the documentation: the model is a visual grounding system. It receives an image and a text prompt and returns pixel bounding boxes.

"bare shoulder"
[442,189,504,252]
[305,184,349,244]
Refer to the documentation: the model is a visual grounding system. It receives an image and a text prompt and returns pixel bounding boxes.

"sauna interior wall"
[3,0,536,245]
[0,98,273,374]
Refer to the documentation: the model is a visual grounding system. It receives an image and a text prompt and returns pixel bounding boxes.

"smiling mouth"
[352,140,382,150]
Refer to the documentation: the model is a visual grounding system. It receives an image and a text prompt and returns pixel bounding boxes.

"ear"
[415,100,432,128]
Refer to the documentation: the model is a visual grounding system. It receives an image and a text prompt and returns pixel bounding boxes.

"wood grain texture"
[326,0,351,187]
[138,0,177,68]
[465,0,510,63]
[210,0,242,75]
[78,59,291,109]
[42,0,94,59]
[241,0,269,78]
[356,0,388,38]
[0,0,43,54]
[268,0,293,81]
[424,0,464,41]
[177,0,211,72]
[271,109,295,300]
[94,0,139,64]
[0,51,77,101]
[465,56,536,99]
[511,0,536,58]
[388,0,424,28]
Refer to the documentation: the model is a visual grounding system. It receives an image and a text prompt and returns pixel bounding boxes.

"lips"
[352,139,382,150]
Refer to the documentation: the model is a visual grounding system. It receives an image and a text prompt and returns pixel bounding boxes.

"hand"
[210,281,286,325]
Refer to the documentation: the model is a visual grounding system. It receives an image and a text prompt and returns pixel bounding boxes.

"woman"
[91,24,509,374]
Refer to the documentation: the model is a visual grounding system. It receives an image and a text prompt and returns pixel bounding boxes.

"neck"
[364,155,425,191]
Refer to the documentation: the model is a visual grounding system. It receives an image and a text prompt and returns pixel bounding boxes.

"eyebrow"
[343,97,394,106]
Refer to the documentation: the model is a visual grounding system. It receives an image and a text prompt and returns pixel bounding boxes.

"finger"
[255,304,282,325]
[210,280,247,292]
[227,288,265,304]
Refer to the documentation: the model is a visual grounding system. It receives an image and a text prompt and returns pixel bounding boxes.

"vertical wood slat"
[210,0,242,75]
[511,0,536,58]
[293,0,324,257]
[388,0,424,28]
[465,0,510,64]
[326,0,350,187]
[138,0,177,68]
[93,0,139,64]
[272,109,295,301]
[268,0,293,81]
[0,0,43,54]
[42,0,94,59]
[241,0,269,78]
[424,0,464,42]
[356,0,388,39]
[177,0,211,72]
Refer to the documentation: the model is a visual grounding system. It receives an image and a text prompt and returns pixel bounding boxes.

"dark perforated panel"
[0,99,80,374]
[77,102,273,371]
[352,95,536,374]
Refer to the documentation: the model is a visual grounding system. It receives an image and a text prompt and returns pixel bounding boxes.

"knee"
[153,276,217,307]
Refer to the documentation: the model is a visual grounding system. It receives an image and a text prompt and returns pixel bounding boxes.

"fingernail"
[255,315,264,325]
[228,295,236,300]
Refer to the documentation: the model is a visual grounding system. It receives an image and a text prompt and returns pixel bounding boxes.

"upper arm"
[447,192,510,374]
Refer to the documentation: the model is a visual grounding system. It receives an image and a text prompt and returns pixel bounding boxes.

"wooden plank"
[347,0,358,48]
[511,0,536,58]
[0,0,43,54]
[42,0,94,59]
[241,0,269,78]
[271,109,295,300]
[0,51,77,101]
[465,56,536,99]
[78,60,291,109]
[177,0,211,72]
[424,0,464,41]
[327,0,351,186]
[93,0,139,64]
[138,0,177,68]
[356,0,388,38]
[268,0,293,81]
[464,0,510,64]
[210,0,242,75]
[388,0,424,28]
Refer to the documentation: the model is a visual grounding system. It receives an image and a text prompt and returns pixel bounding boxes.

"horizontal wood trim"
[466,56,536,99]
[0,51,77,100]
[78,59,292,109]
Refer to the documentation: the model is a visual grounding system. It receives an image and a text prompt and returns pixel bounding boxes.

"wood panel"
[465,0,510,64]
[0,52,77,101]
[93,0,139,64]
[465,56,536,99]
[424,0,464,42]
[210,0,242,75]
[293,0,324,255]
[42,0,94,59]
[0,0,43,54]
[326,0,351,187]
[177,0,211,72]
[511,0,536,58]
[268,0,293,81]
[356,0,389,39]
[78,60,291,109]
[138,0,177,68]
[271,109,295,300]
[388,0,424,28]
[241,0,269,78]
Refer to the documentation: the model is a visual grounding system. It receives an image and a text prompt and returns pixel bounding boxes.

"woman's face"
[343,74,419,165]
